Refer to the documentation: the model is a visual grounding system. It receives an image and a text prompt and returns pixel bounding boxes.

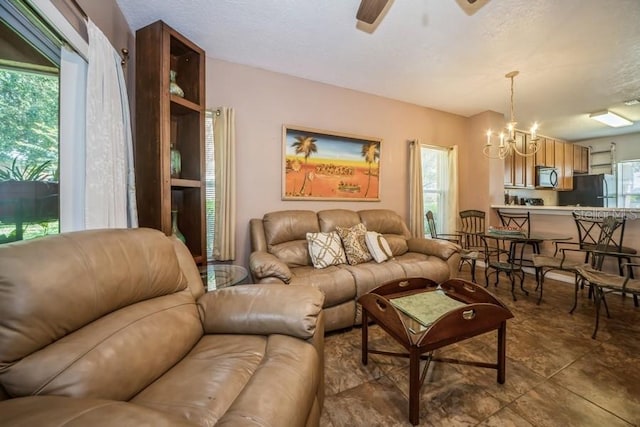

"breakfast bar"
[490,205,640,278]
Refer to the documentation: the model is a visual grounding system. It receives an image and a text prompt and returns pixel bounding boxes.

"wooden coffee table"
[358,277,514,425]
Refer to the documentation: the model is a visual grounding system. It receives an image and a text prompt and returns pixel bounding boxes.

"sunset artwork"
[282,126,381,201]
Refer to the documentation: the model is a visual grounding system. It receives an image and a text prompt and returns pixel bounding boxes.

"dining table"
[480,229,574,297]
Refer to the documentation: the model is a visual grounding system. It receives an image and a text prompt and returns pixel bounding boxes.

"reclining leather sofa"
[250,209,461,332]
[0,228,325,426]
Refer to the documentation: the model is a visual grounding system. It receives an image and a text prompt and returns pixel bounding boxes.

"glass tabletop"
[199,263,248,291]
[484,229,573,241]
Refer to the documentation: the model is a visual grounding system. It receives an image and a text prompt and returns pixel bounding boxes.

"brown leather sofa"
[250,209,461,332]
[0,228,325,426]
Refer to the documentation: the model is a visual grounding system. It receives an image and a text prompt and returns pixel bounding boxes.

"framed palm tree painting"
[283,125,381,201]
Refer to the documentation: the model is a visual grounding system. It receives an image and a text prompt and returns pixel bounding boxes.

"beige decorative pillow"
[336,223,372,265]
[306,232,347,269]
[364,231,394,263]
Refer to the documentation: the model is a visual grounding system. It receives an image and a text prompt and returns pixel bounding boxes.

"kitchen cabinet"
[563,142,574,190]
[504,148,514,186]
[573,145,589,174]
[513,131,526,187]
[535,137,555,167]
[525,134,535,187]
[554,140,565,190]
[134,20,206,264]
[504,131,539,188]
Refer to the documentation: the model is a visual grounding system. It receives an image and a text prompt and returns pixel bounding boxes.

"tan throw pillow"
[336,223,372,265]
[306,231,347,269]
[364,231,394,263]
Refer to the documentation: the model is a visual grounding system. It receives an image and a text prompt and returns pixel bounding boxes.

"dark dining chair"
[459,209,486,252]
[480,233,527,301]
[572,212,637,277]
[426,210,478,282]
[498,210,542,274]
[532,240,586,306]
[575,216,640,339]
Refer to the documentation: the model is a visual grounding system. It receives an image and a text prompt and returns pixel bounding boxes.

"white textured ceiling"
[115,0,640,142]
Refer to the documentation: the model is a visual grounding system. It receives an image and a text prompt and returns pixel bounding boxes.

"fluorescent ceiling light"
[589,110,633,127]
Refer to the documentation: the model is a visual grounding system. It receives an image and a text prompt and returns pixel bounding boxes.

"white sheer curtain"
[213,107,236,260]
[85,20,137,229]
[408,139,424,238]
[446,145,459,233]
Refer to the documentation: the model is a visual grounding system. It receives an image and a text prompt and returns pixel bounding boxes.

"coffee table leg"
[362,310,368,365]
[409,348,420,425]
[497,321,506,384]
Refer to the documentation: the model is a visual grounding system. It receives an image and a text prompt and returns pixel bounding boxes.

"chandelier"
[483,71,541,160]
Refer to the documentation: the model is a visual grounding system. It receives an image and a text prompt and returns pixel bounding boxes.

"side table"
[359,277,514,425]
[199,263,248,292]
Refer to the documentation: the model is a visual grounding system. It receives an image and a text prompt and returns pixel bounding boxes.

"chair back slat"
[459,210,485,249]
[426,210,437,238]
[572,212,627,253]
[497,210,531,237]
[592,216,624,270]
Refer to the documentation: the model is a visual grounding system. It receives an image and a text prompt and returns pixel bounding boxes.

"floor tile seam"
[324,360,389,397]
[543,340,604,380]
[544,375,636,426]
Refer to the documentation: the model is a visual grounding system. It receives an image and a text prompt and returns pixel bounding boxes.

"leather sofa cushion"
[264,210,319,267]
[358,209,411,238]
[317,209,361,232]
[290,266,357,307]
[358,210,410,255]
[132,334,319,426]
[2,290,202,400]
[264,210,319,246]
[270,240,311,268]
[393,252,451,283]
[0,396,197,426]
[0,228,188,364]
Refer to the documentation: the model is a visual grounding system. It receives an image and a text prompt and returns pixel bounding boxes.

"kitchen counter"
[491,205,640,216]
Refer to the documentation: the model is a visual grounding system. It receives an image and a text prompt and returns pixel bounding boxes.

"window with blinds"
[205,110,215,259]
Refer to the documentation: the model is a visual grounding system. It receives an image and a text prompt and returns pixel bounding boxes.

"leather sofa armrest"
[0,396,195,426]
[198,284,325,339]
[249,251,292,283]
[407,237,460,260]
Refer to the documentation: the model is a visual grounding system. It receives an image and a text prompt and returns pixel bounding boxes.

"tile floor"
[320,268,640,426]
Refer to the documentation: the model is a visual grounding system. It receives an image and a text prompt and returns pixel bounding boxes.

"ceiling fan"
[356,0,482,24]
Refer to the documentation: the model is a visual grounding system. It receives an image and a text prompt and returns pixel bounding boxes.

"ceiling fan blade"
[356,0,390,24]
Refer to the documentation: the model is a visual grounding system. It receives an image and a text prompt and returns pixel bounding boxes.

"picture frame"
[282,125,381,201]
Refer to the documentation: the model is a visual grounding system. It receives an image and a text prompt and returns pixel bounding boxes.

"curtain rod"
[68,0,129,66]
[409,140,453,151]
[70,0,87,19]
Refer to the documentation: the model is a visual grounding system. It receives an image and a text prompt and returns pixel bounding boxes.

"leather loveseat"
[249,209,461,332]
[0,228,325,426]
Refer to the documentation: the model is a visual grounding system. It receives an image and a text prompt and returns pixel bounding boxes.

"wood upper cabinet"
[563,142,574,190]
[534,137,555,167]
[505,131,539,188]
[525,133,535,188]
[573,144,589,174]
[554,140,565,189]
[134,20,206,264]
[504,152,514,186]
[513,131,526,187]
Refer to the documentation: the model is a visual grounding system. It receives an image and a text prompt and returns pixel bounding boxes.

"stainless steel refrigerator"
[557,174,617,207]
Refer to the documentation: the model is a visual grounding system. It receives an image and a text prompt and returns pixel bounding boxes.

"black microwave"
[535,166,558,189]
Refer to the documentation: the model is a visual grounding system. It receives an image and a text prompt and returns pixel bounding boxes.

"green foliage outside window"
[0,68,59,243]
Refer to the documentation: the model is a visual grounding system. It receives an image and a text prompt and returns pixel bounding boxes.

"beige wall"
[206,58,473,266]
